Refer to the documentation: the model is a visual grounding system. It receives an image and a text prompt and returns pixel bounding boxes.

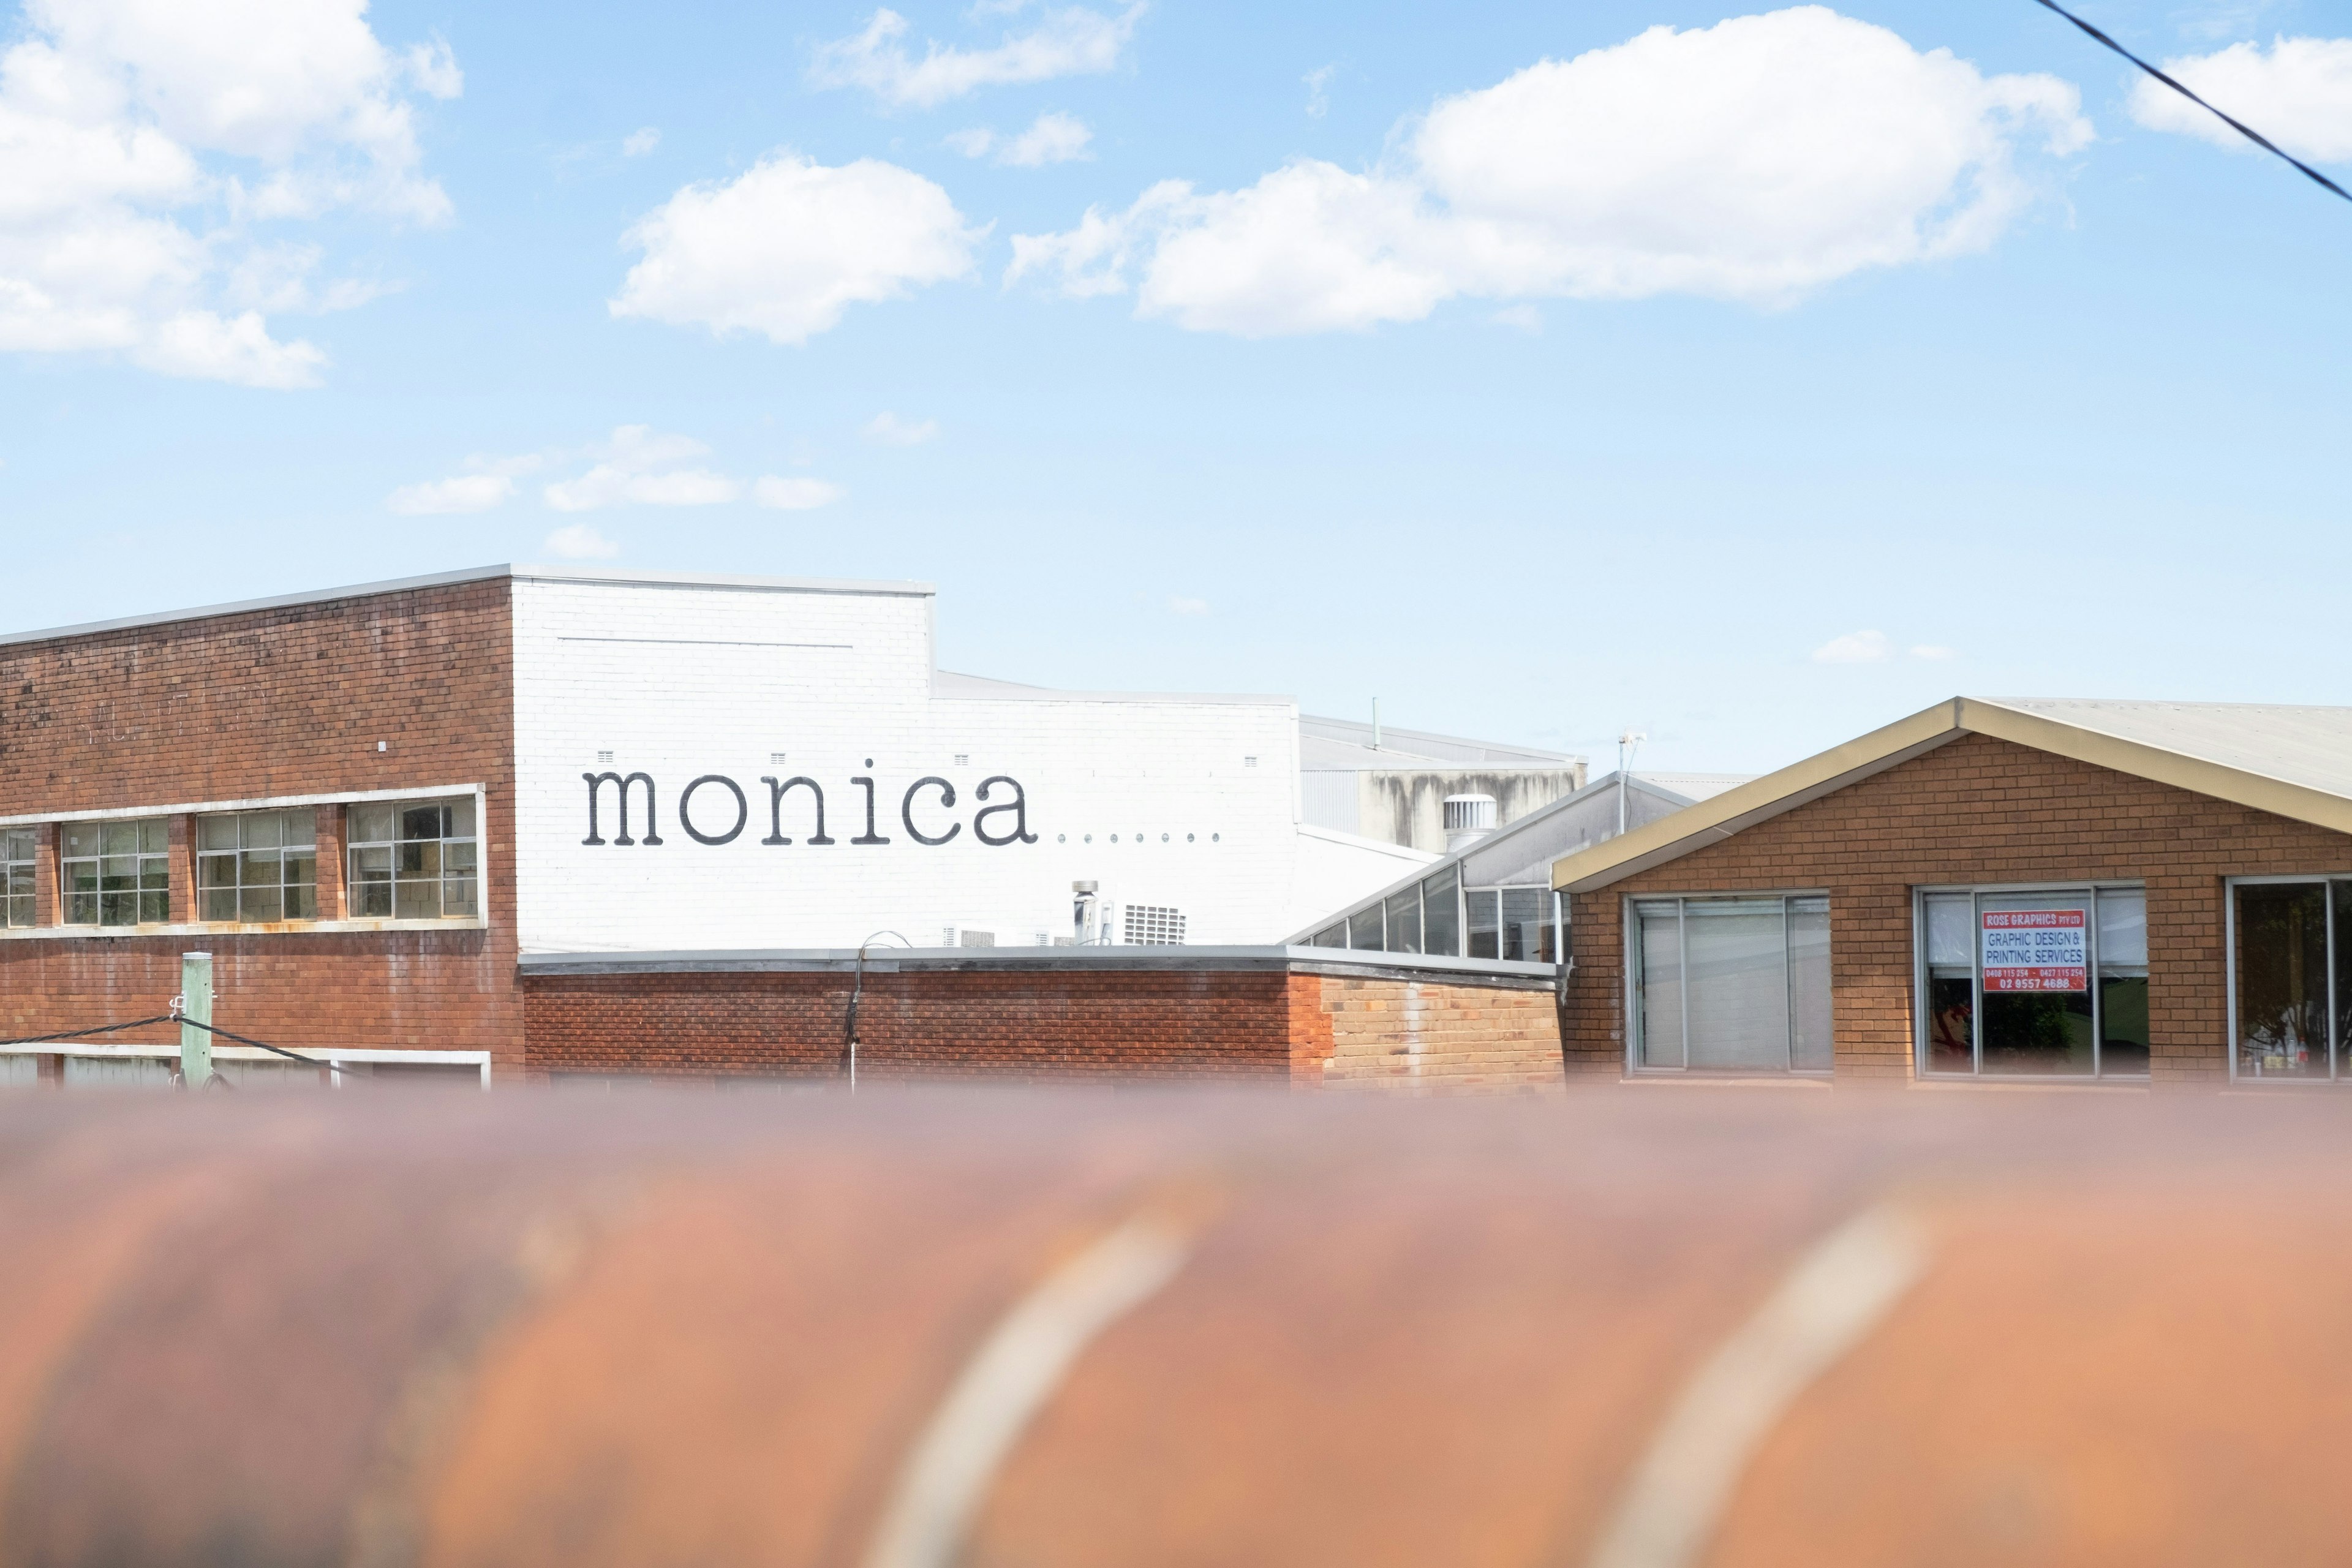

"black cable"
[0,1015,176,1046]
[173,1016,324,1067]
[2030,0,2352,204]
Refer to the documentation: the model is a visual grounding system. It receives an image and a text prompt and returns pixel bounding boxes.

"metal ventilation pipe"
[1442,793,1496,853]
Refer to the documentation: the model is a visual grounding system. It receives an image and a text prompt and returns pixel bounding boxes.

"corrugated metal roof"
[1298,714,1575,771]
[1985,699,2352,804]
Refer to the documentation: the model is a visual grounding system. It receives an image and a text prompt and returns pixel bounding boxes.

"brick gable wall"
[1564,731,2352,1085]
[0,579,521,1075]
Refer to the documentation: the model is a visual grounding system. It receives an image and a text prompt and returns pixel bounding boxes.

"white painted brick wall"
[510,576,1413,951]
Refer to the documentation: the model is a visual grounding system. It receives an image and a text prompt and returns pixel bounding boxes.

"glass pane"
[1466,890,1500,959]
[351,803,396,844]
[2237,883,2327,1078]
[447,796,476,837]
[1685,900,1790,1071]
[1348,904,1382,951]
[1313,924,1344,949]
[67,891,97,924]
[1,828,31,860]
[394,878,441,919]
[240,813,282,850]
[1384,888,1420,955]
[1789,897,1832,1071]
[283,849,315,887]
[100,856,135,891]
[66,861,98,894]
[138,858,168,891]
[241,885,283,923]
[442,875,478,918]
[2337,883,2352,1076]
[138,891,167,924]
[63,824,101,858]
[1420,867,1460,957]
[1501,888,1548,963]
[285,884,317,921]
[280,808,316,843]
[198,853,235,889]
[101,821,135,855]
[138,819,167,853]
[1926,976,1975,1072]
[443,840,477,873]
[1637,904,1684,1069]
[1980,895,2095,1076]
[1924,895,1972,967]
[401,804,444,842]
[203,887,238,921]
[240,850,280,887]
[5,865,27,899]
[352,845,392,880]
[100,891,135,925]
[2097,889,2147,969]
[2100,975,2150,1076]
[397,842,441,878]
[198,816,238,851]
[6,894,30,929]
[353,881,393,918]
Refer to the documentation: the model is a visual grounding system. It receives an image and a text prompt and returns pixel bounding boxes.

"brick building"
[1551,698,2352,1088]
[0,565,1553,1090]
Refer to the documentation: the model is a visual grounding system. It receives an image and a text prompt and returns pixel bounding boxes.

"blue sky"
[2,0,2348,772]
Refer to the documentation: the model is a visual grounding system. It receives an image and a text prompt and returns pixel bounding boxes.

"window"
[1632,895,1833,1074]
[1466,888,1561,962]
[62,819,170,926]
[349,797,478,919]
[1310,923,1345,948]
[1420,865,1460,957]
[2228,878,2352,1080]
[1383,884,1422,954]
[1123,905,1185,945]
[2,829,32,927]
[197,809,317,922]
[1347,902,1383,951]
[1917,885,2146,1079]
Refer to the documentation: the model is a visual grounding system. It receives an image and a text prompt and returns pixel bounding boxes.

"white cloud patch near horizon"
[2128,35,2352,162]
[1008,6,2090,336]
[622,126,661,157]
[611,152,981,345]
[544,426,739,511]
[386,472,513,514]
[810,4,1144,109]
[543,522,620,559]
[753,475,845,510]
[863,410,938,445]
[0,0,458,386]
[951,111,1094,166]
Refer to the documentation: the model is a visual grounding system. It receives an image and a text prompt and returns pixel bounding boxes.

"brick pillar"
[167,814,195,925]
[314,802,346,920]
[33,821,58,926]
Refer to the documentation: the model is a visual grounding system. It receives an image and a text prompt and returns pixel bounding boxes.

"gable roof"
[1551,696,2352,893]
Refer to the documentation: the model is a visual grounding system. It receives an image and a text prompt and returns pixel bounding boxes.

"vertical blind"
[1635,896,1833,1072]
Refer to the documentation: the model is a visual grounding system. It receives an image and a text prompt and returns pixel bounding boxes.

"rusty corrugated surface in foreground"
[0,1088,2347,1566]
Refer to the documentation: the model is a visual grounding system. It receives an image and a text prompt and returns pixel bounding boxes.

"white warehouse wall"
[508,570,1419,952]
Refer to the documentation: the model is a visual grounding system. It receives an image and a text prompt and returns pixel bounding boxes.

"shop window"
[61,819,168,926]
[2,828,34,927]
[2229,879,2352,1080]
[1632,895,1832,1074]
[349,797,478,919]
[1917,886,2147,1079]
[197,809,317,922]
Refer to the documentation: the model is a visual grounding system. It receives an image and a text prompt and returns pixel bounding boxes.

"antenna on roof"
[1617,731,1646,836]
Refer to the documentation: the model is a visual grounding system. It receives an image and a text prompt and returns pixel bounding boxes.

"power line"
[2029,0,2352,205]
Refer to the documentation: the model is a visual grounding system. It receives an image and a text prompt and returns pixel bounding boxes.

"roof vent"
[1444,793,1497,853]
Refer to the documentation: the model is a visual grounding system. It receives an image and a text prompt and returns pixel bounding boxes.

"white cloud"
[2128,36,2352,162]
[753,475,846,510]
[387,472,513,514]
[1491,303,1542,332]
[1009,7,2090,334]
[0,0,457,385]
[1305,62,1336,118]
[544,522,620,559]
[863,410,939,444]
[1812,629,1891,664]
[811,4,1145,109]
[1169,595,1208,614]
[622,126,661,157]
[945,127,997,159]
[544,426,740,511]
[611,152,981,345]
[1001,111,1093,166]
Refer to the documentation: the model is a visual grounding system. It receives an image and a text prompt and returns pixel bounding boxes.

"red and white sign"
[1980,908,2088,992]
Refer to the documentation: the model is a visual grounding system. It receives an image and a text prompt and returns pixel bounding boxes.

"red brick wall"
[521,965,1566,1092]
[0,578,521,1076]
[1564,733,2352,1087]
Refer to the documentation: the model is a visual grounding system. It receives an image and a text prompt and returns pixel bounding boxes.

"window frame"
[59,817,171,928]
[1910,881,2150,1082]
[1,827,35,929]
[1624,891,1833,1077]
[2222,873,2352,1085]
[197,807,320,925]
[347,794,480,922]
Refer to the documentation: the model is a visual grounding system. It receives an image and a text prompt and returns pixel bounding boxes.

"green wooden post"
[179,951,213,1088]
